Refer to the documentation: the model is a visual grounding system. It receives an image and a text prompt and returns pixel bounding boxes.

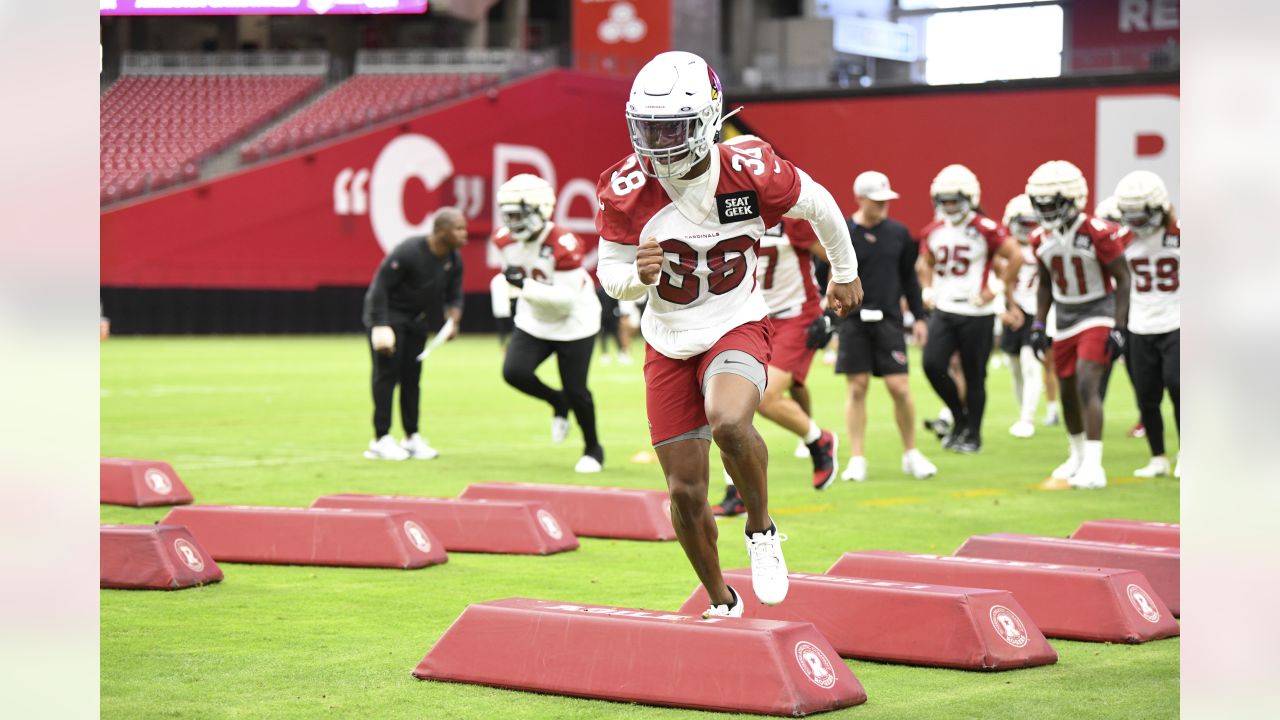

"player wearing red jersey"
[1026,161,1132,489]
[596,52,862,618]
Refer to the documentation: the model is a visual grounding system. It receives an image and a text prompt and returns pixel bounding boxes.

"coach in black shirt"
[835,172,937,482]
[361,208,468,460]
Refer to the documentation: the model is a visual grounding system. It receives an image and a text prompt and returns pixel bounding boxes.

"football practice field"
[101,335,1179,719]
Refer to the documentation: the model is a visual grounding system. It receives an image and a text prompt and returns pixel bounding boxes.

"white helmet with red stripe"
[626,51,727,179]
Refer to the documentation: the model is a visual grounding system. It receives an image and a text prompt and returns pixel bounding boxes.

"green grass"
[101,335,1178,719]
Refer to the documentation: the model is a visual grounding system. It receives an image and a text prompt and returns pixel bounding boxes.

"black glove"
[1029,321,1051,362]
[503,266,526,289]
[805,312,836,350]
[1105,328,1127,361]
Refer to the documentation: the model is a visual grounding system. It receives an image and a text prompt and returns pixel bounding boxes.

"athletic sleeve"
[783,218,819,251]
[900,229,925,319]
[976,216,1008,255]
[596,238,651,301]
[362,244,408,326]
[444,250,465,311]
[518,269,580,315]
[782,168,858,284]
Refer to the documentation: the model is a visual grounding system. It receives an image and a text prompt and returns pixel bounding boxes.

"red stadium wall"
[735,81,1179,235]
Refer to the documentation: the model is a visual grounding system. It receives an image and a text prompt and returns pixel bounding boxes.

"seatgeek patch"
[717,191,760,224]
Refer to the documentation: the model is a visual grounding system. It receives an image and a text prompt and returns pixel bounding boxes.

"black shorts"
[836,316,908,377]
[999,304,1033,354]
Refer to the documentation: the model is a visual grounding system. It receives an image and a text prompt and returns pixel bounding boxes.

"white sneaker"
[1043,407,1060,426]
[401,433,439,460]
[1051,454,1082,480]
[617,353,633,366]
[364,434,410,461]
[551,416,570,444]
[1134,456,1171,478]
[794,438,810,459]
[841,456,868,482]
[745,526,789,605]
[1009,420,1036,438]
[1174,454,1181,478]
[902,449,937,479]
[1069,464,1107,489]
[574,455,603,473]
[702,585,744,619]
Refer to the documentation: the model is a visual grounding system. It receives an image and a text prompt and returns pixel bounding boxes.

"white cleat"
[902,449,937,479]
[1009,420,1036,439]
[1043,407,1060,427]
[401,433,439,460]
[702,585,744,619]
[1069,464,1107,489]
[364,434,410,461]
[1051,454,1082,480]
[574,455,603,474]
[841,456,868,482]
[746,526,789,605]
[1134,456,1171,478]
[551,416,570,444]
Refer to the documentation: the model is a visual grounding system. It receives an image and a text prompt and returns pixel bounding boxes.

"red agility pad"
[310,494,579,555]
[100,458,193,507]
[415,598,866,716]
[956,533,1180,616]
[458,482,675,540]
[160,505,447,569]
[1071,519,1180,548]
[679,570,1057,670]
[101,524,223,590]
[827,551,1178,643]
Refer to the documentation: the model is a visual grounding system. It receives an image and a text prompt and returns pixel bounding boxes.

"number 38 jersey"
[493,223,601,342]
[1030,213,1126,339]
[595,138,802,359]
[1122,220,1181,335]
[917,214,1007,317]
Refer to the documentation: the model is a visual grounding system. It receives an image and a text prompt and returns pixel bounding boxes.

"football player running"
[1115,171,1181,478]
[495,174,606,473]
[596,52,862,618]
[1026,161,1131,489]
[917,165,1024,453]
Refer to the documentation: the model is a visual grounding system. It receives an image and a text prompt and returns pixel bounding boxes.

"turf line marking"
[856,496,925,508]
[948,488,1007,498]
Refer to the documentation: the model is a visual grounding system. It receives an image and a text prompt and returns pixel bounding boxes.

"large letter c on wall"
[369,134,454,254]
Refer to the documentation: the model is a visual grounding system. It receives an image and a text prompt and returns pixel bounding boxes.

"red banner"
[737,82,1179,235]
[101,70,631,293]
[1068,0,1180,72]
[572,0,671,77]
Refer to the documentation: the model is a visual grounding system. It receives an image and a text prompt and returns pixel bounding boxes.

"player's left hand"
[826,278,863,318]
[1002,304,1025,330]
[1105,328,1127,361]
[912,319,928,346]
[503,266,526,289]
[978,287,996,305]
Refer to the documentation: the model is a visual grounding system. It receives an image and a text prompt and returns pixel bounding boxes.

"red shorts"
[643,320,773,445]
[1052,326,1111,378]
[768,309,821,385]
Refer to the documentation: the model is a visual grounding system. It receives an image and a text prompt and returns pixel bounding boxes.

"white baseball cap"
[853,171,900,201]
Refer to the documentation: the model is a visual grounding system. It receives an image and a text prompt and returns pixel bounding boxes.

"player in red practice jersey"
[1026,161,1132,489]
[596,52,863,618]
[917,164,1024,454]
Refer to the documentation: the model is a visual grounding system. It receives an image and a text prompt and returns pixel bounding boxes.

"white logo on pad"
[404,521,433,554]
[173,538,204,572]
[989,605,1029,648]
[1126,584,1161,623]
[537,509,564,540]
[794,641,838,689]
[144,468,172,495]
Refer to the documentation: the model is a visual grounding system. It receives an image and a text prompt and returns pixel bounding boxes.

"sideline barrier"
[679,570,1056,670]
[311,494,578,555]
[414,598,867,716]
[1071,519,1180,548]
[459,482,676,540]
[101,458,193,507]
[161,505,447,568]
[956,533,1180,616]
[101,524,222,590]
[827,551,1178,643]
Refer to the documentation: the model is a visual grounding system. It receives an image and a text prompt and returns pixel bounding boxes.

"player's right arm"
[915,228,936,310]
[595,159,657,301]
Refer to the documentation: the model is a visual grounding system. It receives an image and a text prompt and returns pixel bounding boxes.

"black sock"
[745,523,777,539]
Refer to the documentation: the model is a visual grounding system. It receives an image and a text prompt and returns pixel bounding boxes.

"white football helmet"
[1002,194,1038,243]
[1026,160,1088,232]
[496,173,555,242]
[930,164,981,224]
[1094,195,1122,224]
[626,51,726,179]
[1115,170,1170,234]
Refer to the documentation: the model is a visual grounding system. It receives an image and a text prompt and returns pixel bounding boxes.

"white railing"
[355,48,557,76]
[121,51,330,76]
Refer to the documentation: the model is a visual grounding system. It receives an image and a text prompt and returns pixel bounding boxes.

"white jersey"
[1030,214,1126,305]
[757,220,822,318]
[918,213,1007,317]
[1123,220,1181,335]
[493,223,601,342]
[1010,244,1040,314]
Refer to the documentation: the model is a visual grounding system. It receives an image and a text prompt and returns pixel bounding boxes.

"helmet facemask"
[1118,202,1165,235]
[501,202,546,242]
[627,106,715,179]
[1010,215,1039,243]
[1031,193,1079,232]
[934,192,973,225]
